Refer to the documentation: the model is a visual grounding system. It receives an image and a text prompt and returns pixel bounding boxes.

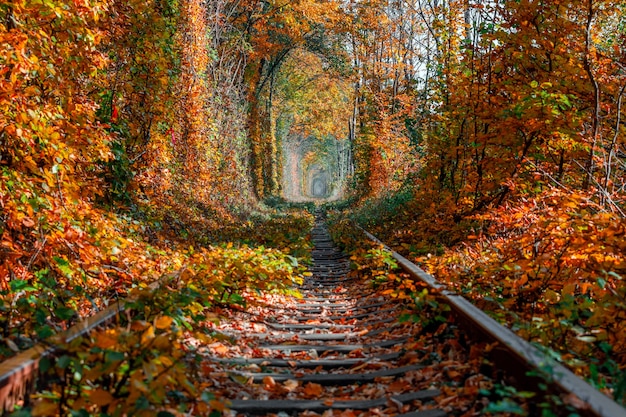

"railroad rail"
[0,301,124,411]
[359,226,626,417]
[0,278,165,413]
[1,215,625,416]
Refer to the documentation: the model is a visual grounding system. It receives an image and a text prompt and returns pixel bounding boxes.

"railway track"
[204,218,446,416]
[1,214,625,416]
[197,215,626,416]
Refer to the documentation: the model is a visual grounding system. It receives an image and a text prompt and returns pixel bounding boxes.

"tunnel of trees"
[1,0,626,412]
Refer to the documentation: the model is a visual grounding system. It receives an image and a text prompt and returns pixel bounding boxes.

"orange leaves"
[30,400,59,417]
[283,379,300,392]
[154,315,174,330]
[0,0,126,341]
[302,382,324,398]
[239,0,341,59]
[262,376,277,390]
[212,343,230,356]
[88,388,115,406]
[391,186,626,389]
[0,1,315,414]
[387,379,409,394]
[361,104,418,197]
[94,330,119,350]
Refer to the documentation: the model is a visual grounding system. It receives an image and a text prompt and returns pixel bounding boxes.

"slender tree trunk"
[582,0,600,190]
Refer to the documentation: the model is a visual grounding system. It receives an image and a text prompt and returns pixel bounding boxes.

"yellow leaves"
[141,325,155,345]
[156,354,174,368]
[0,0,310,413]
[530,80,555,90]
[154,315,174,330]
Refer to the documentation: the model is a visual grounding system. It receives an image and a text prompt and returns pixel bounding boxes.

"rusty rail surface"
[0,301,123,412]
[360,227,626,417]
[0,278,167,414]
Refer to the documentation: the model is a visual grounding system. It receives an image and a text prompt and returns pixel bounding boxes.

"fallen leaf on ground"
[303,382,323,398]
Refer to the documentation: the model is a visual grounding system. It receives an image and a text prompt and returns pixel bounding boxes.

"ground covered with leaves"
[2,206,313,413]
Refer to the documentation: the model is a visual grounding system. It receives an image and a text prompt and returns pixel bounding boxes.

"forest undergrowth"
[0,194,313,361]
[3,200,314,416]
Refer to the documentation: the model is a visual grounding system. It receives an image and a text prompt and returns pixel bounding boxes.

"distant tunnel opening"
[306,166,329,199]
[281,135,352,202]
[311,177,327,197]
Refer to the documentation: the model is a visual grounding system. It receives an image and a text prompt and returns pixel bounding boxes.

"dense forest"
[1,0,625,414]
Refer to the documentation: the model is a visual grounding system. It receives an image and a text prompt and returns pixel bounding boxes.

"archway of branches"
[272,49,354,202]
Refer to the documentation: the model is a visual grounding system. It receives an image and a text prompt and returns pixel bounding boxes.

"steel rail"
[0,300,124,412]
[360,227,626,417]
[0,277,169,414]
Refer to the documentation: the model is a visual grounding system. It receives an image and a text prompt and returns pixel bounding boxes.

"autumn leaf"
[22,217,35,228]
[141,325,155,345]
[283,379,299,392]
[209,399,227,412]
[89,388,115,406]
[155,315,174,329]
[263,376,277,390]
[302,382,323,398]
[212,343,229,355]
[31,400,58,417]
[387,379,408,393]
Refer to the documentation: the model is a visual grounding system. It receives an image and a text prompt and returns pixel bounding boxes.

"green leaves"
[484,399,526,415]
[53,256,73,278]
[54,306,76,321]
[9,280,34,292]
